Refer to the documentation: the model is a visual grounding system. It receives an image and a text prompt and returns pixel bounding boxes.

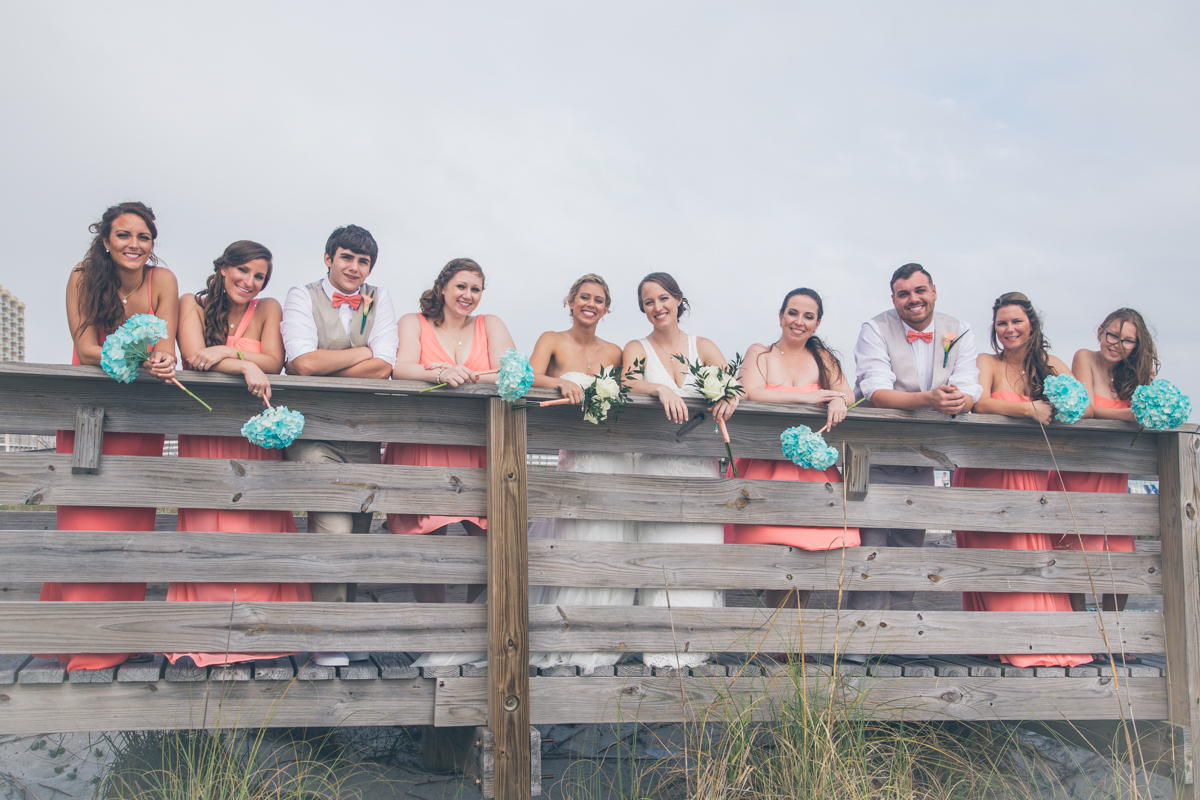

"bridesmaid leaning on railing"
[168,240,312,668]
[40,201,179,673]
[1049,308,1160,618]
[727,288,860,612]
[953,291,1092,669]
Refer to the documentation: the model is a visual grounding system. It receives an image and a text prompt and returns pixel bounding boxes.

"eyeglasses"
[1102,331,1137,350]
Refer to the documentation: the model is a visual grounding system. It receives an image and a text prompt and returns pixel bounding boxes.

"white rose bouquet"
[580,365,633,425]
[673,353,745,475]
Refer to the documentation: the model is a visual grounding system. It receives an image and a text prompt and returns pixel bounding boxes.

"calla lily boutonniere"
[359,289,376,334]
[942,330,968,368]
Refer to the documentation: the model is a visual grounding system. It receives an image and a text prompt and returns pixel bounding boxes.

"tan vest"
[861,309,962,396]
[306,281,377,350]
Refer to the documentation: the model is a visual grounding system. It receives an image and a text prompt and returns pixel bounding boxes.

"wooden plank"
[843,444,870,501]
[17,657,64,684]
[68,665,115,684]
[116,654,163,682]
[0,455,1159,535]
[1160,431,1200,791]
[0,654,31,684]
[252,657,294,681]
[0,676,437,734]
[371,652,418,679]
[0,532,1161,594]
[433,676,1170,725]
[71,405,104,475]
[486,398,531,800]
[0,603,1165,656]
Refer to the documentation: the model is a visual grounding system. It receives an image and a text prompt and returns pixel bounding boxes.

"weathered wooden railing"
[0,362,1196,798]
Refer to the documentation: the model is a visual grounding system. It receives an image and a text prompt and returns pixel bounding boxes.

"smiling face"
[993,304,1032,352]
[891,273,937,330]
[780,294,821,344]
[221,258,270,306]
[104,213,155,273]
[1098,320,1138,364]
[323,247,373,294]
[640,281,680,330]
[569,281,609,326]
[442,270,484,320]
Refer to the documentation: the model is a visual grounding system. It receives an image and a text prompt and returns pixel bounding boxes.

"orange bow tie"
[906,329,934,343]
[332,292,363,310]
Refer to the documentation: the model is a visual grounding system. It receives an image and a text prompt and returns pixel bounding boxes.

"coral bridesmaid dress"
[724,384,860,550]
[384,314,490,535]
[39,268,164,672]
[1048,396,1135,553]
[953,390,1092,668]
[166,299,312,667]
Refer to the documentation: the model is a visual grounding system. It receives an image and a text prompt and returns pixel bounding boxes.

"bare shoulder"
[256,296,283,318]
[151,266,179,290]
[597,339,624,363]
[695,336,726,361]
[1047,354,1073,376]
[178,293,200,314]
[623,338,648,358]
[743,342,770,358]
[481,313,511,335]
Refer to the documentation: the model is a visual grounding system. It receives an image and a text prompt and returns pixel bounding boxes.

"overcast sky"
[2,2,1196,418]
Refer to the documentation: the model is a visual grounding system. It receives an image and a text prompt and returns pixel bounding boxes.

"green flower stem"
[418,382,448,393]
[169,378,212,412]
[846,397,867,410]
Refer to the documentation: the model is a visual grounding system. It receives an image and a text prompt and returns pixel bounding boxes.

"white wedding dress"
[528,372,638,675]
[633,336,724,669]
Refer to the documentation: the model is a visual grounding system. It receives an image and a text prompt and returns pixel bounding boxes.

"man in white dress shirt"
[849,263,982,615]
[280,225,397,666]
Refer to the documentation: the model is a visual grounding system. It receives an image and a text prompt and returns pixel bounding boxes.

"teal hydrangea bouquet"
[781,425,839,471]
[1130,379,1191,445]
[100,314,211,410]
[496,349,535,403]
[242,406,306,449]
[673,353,745,475]
[1042,374,1089,424]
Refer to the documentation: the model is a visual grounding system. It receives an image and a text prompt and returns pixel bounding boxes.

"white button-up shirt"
[853,317,983,404]
[281,277,398,366]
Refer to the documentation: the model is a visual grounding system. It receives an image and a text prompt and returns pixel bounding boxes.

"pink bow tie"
[906,329,933,343]
[332,292,362,310]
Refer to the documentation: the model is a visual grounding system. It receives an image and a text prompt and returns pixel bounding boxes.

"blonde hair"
[563,273,612,311]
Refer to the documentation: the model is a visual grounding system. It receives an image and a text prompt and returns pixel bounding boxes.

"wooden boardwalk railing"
[0,362,1195,798]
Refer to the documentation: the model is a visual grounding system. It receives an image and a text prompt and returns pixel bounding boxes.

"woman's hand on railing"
[655,386,690,423]
[439,364,477,388]
[188,345,236,371]
[711,396,739,423]
[823,394,848,431]
[1029,399,1054,425]
[144,351,176,381]
[557,378,584,405]
[242,362,272,405]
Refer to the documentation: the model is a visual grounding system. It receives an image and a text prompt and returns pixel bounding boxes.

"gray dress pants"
[846,465,934,612]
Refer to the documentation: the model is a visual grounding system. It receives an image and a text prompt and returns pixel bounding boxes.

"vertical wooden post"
[1159,431,1199,797]
[486,397,530,800]
[842,444,870,501]
[71,406,105,475]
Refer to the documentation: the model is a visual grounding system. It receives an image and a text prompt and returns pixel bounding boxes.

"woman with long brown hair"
[39,201,179,673]
[1049,308,1160,619]
[386,258,516,604]
[167,240,311,668]
[727,288,860,611]
[953,292,1091,668]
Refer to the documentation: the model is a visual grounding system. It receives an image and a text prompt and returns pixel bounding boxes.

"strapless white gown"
[633,336,724,669]
[528,372,638,675]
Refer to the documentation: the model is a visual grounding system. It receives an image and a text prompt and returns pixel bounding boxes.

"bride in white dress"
[524,274,638,674]
[622,272,739,669]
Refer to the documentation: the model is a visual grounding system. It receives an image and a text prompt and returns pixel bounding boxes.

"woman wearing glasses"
[1049,309,1159,618]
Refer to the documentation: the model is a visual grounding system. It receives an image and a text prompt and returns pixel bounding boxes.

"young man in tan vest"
[850,263,982,621]
[280,224,397,667]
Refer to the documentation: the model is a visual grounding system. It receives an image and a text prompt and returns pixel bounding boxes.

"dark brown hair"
[989,291,1052,401]
[769,288,845,390]
[197,241,274,348]
[890,263,933,292]
[72,201,161,338]
[636,272,689,319]
[419,258,486,325]
[1098,308,1159,402]
[325,224,378,267]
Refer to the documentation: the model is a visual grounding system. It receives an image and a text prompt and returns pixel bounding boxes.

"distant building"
[0,284,25,362]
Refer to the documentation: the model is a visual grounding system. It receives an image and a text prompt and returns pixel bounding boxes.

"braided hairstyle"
[73,202,160,338]
[766,288,845,390]
[419,258,486,325]
[196,241,274,347]
[1098,308,1159,402]
[990,291,1053,400]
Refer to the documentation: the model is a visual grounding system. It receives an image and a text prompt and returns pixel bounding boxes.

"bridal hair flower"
[673,353,745,475]
[581,365,632,425]
[1130,379,1191,445]
[1042,374,1089,424]
[497,349,535,402]
[781,425,839,471]
[100,314,212,410]
[241,406,306,449]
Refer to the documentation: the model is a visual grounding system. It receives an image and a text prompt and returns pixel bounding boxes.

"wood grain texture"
[0,454,1158,535]
[0,676,437,734]
[0,603,1164,655]
[432,676,1170,726]
[71,405,104,475]
[843,444,870,501]
[486,398,531,800]
[1159,432,1200,788]
[0,531,1162,594]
